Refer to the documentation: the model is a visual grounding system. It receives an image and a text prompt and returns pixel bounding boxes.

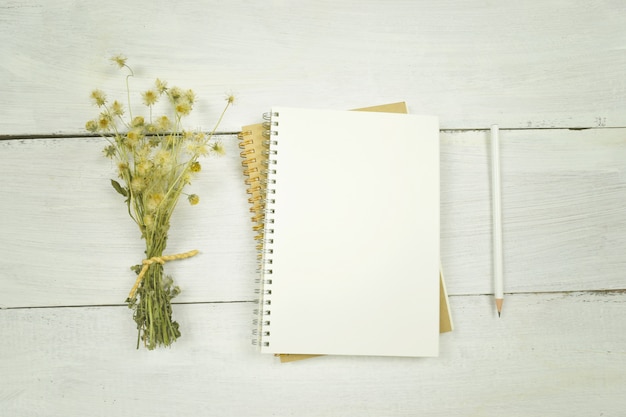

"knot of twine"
[128,249,199,299]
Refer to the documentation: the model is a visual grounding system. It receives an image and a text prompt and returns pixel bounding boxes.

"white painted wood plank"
[0,135,258,307]
[1,293,625,416]
[1,128,625,307]
[2,0,626,135]
[441,127,626,295]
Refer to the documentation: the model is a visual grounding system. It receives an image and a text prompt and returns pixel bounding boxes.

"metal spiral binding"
[263,111,279,120]
[251,111,279,349]
[237,130,253,150]
[238,126,268,235]
[240,114,282,349]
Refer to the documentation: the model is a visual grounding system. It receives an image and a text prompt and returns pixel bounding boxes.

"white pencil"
[491,125,504,316]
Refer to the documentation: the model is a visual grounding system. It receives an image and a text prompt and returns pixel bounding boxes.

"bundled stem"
[129,228,179,350]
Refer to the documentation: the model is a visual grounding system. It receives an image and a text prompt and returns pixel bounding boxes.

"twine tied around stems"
[127,250,199,300]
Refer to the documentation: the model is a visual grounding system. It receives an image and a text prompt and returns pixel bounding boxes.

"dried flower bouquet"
[86,55,233,349]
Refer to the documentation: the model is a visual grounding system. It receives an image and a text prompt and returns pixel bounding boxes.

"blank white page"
[260,107,439,357]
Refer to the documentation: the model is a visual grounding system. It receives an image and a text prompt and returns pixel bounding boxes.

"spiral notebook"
[239,104,453,357]
[240,106,440,357]
[240,104,447,359]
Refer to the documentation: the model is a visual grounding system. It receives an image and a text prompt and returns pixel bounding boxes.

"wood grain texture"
[2,0,626,135]
[1,293,625,416]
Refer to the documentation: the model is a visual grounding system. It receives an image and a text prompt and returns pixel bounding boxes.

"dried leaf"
[111,179,128,197]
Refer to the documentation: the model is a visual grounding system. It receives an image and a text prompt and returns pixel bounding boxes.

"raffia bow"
[127,249,199,300]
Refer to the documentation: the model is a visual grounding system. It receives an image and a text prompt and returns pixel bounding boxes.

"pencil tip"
[495,298,503,317]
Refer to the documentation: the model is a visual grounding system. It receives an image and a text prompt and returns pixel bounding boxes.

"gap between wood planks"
[2,126,626,141]
[0,132,241,141]
[2,289,625,311]
[0,300,253,311]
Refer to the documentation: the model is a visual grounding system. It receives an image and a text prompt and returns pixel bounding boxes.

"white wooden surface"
[2,1,626,416]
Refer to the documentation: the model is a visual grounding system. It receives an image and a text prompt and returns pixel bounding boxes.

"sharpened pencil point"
[495,298,503,317]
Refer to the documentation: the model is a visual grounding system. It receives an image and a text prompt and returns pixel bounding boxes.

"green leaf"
[111,179,128,197]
